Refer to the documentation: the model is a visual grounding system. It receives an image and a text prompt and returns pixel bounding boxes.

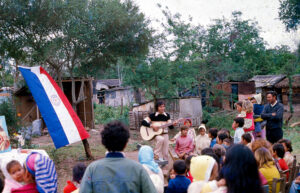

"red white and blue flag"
[19,66,90,148]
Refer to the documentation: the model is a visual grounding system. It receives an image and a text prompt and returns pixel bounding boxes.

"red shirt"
[278,159,289,181]
[64,181,77,193]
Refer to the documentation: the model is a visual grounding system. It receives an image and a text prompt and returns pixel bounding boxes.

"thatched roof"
[249,75,286,88]
[275,74,300,88]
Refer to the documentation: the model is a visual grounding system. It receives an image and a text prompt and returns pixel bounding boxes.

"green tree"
[279,0,300,31]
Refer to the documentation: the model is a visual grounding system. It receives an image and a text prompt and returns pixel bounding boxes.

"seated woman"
[255,147,280,193]
[12,152,58,193]
[138,145,164,193]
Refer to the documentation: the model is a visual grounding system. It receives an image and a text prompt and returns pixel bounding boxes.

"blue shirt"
[80,152,156,193]
[210,138,217,148]
[167,175,191,193]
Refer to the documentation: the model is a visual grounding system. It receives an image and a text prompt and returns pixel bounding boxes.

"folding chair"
[271,178,286,193]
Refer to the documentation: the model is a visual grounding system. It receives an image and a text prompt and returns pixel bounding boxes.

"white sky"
[134,0,300,51]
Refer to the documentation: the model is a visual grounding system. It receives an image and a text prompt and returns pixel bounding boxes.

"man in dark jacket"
[261,91,284,143]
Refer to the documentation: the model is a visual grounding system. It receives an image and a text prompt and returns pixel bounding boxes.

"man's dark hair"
[155,101,165,111]
[101,121,130,152]
[273,143,285,158]
[180,126,188,131]
[0,169,5,193]
[266,91,277,98]
[201,147,214,155]
[173,160,186,175]
[234,117,245,128]
[73,163,87,183]
[209,128,218,139]
[242,133,252,143]
[218,133,228,142]
[278,139,293,152]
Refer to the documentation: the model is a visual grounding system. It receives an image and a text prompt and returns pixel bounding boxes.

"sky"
[134,0,300,51]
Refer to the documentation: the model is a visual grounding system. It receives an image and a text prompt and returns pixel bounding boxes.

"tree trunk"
[285,75,294,126]
[13,59,19,91]
[82,139,94,160]
[57,69,64,92]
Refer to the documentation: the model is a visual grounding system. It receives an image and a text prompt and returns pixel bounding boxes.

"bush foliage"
[94,104,129,125]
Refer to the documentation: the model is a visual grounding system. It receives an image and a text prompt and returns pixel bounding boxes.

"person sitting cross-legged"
[80,121,156,193]
[175,126,194,159]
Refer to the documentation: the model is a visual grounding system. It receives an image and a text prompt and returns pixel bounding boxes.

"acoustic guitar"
[140,118,185,141]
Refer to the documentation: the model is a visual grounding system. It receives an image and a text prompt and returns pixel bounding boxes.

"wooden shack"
[212,81,256,110]
[14,78,95,129]
[275,74,300,111]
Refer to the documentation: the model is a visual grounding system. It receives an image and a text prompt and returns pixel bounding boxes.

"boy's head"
[272,143,285,159]
[180,126,188,137]
[173,160,186,175]
[217,133,228,145]
[208,128,218,139]
[201,147,214,155]
[241,133,252,145]
[6,160,24,183]
[73,163,87,183]
[101,121,130,152]
[233,117,244,129]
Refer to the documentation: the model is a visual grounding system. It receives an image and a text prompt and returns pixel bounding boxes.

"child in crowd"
[175,126,194,159]
[168,169,176,182]
[241,133,252,149]
[195,125,210,154]
[172,119,196,144]
[6,161,24,184]
[208,128,218,148]
[212,144,226,166]
[217,133,229,149]
[167,160,191,193]
[250,94,264,138]
[232,117,245,144]
[239,100,255,133]
[223,139,232,148]
[185,155,195,183]
[278,139,294,168]
[272,143,289,181]
[254,147,280,193]
[64,163,87,193]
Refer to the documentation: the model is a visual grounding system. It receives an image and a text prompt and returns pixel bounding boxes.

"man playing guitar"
[141,101,177,161]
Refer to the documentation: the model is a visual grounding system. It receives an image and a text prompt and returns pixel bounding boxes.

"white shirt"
[271,100,278,107]
[234,127,245,144]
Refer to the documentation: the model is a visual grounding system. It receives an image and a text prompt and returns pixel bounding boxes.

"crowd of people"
[0,90,299,193]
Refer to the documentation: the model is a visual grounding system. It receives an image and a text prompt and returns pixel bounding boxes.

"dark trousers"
[266,127,283,144]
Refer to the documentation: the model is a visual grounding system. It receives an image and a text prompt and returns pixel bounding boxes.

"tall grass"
[94,104,129,125]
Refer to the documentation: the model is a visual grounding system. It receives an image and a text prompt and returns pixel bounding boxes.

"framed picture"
[0,116,11,153]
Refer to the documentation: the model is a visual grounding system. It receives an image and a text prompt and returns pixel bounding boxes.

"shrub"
[94,104,129,125]
[0,100,21,135]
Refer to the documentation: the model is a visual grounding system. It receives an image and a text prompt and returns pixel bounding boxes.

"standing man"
[141,101,176,161]
[261,91,284,143]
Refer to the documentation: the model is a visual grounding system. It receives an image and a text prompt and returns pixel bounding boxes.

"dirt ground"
[31,125,176,192]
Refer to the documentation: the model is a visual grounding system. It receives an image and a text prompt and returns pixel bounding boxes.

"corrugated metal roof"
[94,79,121,87]
[249,75,286,88]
